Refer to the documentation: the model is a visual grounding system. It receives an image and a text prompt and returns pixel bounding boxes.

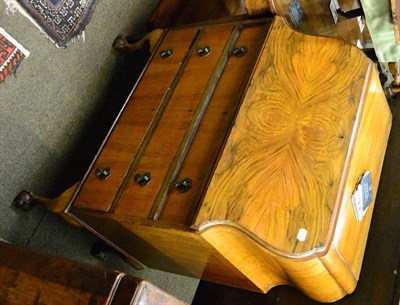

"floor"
[0,1,198,303]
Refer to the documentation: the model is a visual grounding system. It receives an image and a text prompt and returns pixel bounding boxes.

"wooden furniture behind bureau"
[0,241,186,305]
[150,0,372,50]
[149,0,247,28]
[17,16,391,303]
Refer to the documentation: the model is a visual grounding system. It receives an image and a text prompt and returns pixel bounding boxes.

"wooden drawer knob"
[196,46,211,57]
[173,177,192,193]
[159,49,173,58]
[134,172,152,186]
[232,46,248,57]
[95,167,111,180]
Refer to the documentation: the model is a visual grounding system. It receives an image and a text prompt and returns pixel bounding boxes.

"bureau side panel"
[331,67,392,279]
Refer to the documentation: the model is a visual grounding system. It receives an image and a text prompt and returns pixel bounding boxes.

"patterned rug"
[5,0,97,48]
[0,27,29,82]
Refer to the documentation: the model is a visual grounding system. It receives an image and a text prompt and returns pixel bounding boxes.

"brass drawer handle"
[159,49,173,58]
[134,172,152,186]
[96,167,111,180]
[196,46,211,57]
[173,177,192,193]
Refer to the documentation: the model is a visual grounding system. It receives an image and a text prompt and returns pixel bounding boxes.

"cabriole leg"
[112,29,163,54]
[13,183,80,226]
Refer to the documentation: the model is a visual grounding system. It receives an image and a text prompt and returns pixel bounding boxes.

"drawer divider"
[148,25,242,220]
[109,29,202,213]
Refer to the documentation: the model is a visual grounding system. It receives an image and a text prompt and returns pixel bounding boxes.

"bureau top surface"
[194,17,373,255]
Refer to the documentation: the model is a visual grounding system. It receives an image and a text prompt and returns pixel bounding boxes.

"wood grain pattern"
[192,17,391,302]
[193,95,400,305]
[200,225,349,302]
[195,17,371,254]
[73,28,197,211]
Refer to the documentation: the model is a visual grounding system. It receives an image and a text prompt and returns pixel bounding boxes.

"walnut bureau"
[20,17,392,302]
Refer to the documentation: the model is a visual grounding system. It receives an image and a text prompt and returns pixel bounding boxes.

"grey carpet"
[0,1,199,303]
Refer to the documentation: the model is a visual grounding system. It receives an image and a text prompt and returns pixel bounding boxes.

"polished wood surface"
[331,68,392,279]
[0,242,186,305]
[192,97,400,305]
[67,17,392,302]
[193,17,391,302]
[195,16,371,253]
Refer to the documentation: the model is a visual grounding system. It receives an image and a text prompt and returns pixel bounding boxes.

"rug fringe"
[3,0,18,14]
[3,0,87,48]
[3,0,59,46]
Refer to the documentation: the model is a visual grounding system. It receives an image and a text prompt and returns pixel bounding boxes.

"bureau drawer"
[114,22,272,222]
[158,23,271,224]
[73,28,197,211]
[115,25,235,217]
